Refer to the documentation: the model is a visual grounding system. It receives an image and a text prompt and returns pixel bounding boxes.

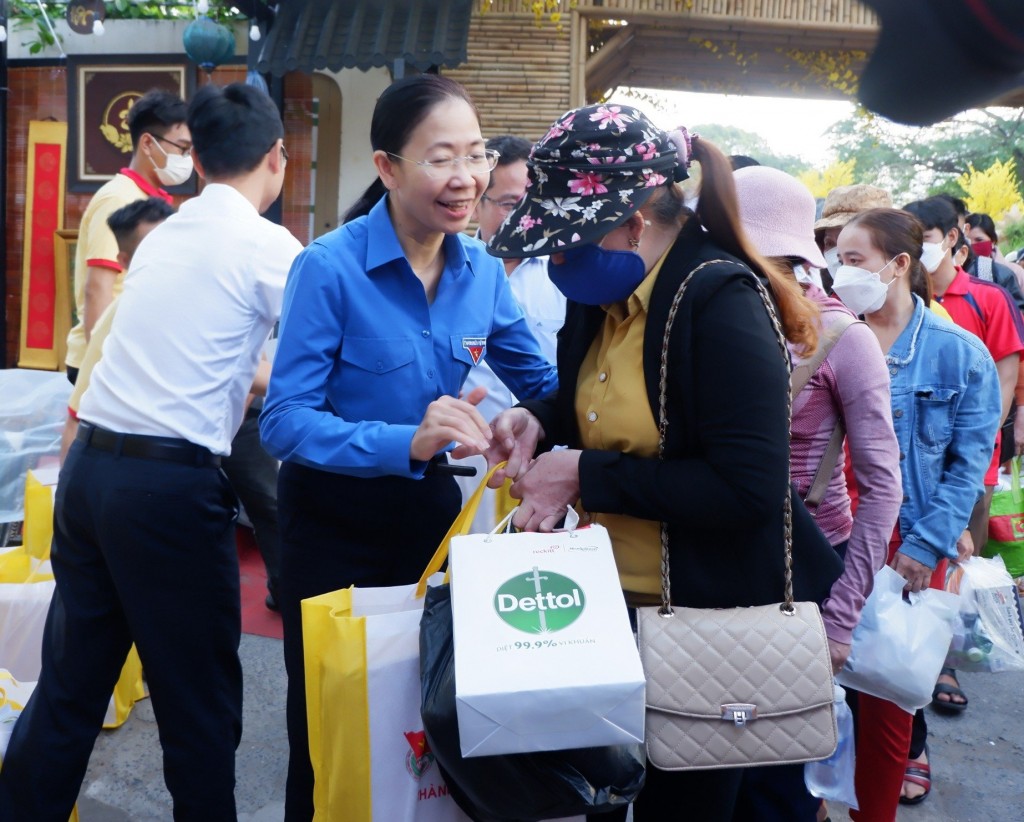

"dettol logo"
[494,567,585,633]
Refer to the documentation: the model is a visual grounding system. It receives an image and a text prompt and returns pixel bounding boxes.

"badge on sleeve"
[462,336,487,366]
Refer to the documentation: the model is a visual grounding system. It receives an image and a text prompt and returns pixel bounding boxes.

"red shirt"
[935,266,1024,362]
[936,266,1024,484]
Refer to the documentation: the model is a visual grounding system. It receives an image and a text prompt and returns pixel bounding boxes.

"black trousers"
[0,439,243,822]
[222,410,281,595]
[277,460,461,822]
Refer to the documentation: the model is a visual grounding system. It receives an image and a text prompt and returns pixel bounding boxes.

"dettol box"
[449,524,645,757]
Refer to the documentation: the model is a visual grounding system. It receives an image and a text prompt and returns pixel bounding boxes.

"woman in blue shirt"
[260,75,558,821]
[833,207,1000,820]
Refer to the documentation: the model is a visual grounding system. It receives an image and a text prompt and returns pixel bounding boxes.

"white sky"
[608,88,856,167]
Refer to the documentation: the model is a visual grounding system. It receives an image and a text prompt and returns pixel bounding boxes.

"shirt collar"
[364,195,472,278]
[119,168,172,204]
[886,293,927,368]
[944,265,970,297]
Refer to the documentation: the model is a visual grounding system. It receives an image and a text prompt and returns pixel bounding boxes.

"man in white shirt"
[456,135,565,529]
[0,84,303,821]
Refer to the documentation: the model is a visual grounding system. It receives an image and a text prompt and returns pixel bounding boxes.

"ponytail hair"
[690,136,819,354]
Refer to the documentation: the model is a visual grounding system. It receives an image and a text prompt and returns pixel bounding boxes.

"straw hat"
[813,184,892,232]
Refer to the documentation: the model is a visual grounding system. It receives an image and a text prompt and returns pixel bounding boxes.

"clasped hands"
[451,406,581,532]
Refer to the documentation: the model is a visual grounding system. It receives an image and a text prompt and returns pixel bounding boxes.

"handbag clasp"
[721,704,758,726]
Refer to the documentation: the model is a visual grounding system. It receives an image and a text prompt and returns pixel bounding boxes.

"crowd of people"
[0,72,1021,822]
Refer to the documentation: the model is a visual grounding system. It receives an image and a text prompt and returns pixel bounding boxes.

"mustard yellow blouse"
[574,252,671,600]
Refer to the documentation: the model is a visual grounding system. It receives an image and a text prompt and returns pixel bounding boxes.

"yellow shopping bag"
[301,465,503,822]
[0,472,149,729]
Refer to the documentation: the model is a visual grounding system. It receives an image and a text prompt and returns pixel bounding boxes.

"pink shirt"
[790,286,903,644]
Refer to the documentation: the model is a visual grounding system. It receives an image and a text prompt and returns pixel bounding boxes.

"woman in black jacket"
[464,104,844,821]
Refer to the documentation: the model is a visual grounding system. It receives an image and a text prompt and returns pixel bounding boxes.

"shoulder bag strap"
[792,313,860,510]
[655,260,795,614]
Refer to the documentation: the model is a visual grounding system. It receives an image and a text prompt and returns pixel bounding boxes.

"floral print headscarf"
[487,103,685,259]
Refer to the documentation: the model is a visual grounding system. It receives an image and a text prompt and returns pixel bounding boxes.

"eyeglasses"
[480,193,524,213]
[387,148,500,178]
[149,133,192,157]
[280,144,289,163]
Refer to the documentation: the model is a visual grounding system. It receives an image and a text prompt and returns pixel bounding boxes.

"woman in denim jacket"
[835,207,1001,821]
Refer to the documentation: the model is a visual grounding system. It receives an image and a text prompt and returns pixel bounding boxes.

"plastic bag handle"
[415,461,507,597]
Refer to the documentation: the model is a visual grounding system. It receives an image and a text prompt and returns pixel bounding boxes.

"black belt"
[77,422,222,468]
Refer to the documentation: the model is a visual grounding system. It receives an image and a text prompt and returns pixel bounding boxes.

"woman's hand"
[453,407,544,487]
[410,386,492,462]
[827,639,851,674]
[509,449,582,532]
[1014,405,1024,456]
[954,529,974,563]
[889,551,934,593]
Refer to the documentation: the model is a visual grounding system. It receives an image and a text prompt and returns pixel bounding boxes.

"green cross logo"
[494,567,585,633]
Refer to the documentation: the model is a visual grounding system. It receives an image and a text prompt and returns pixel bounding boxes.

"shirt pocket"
[913,388,957,453]
[450,333,488,380]
[340,337,415,376]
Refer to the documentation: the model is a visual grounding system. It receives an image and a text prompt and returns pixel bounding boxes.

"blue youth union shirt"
[260,196,559,478]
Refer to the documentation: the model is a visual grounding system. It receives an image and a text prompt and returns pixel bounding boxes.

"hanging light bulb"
[197,0,210,15]
[93,19,104,35]
[249,21,261,41]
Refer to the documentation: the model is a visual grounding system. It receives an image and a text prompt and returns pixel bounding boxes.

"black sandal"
[931,666,968,713]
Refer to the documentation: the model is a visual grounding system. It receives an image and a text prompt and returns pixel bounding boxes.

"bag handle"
[793,313,858,511]
[655,260,796,615]
[415,461,507,597]
[1012,456,1022,507]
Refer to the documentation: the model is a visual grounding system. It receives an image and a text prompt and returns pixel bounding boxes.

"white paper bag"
[450,524,645,757]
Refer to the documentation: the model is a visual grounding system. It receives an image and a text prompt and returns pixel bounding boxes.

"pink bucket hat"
[733,166,827,269]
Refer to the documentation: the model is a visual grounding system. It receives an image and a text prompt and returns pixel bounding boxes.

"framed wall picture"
[66,57,197,193]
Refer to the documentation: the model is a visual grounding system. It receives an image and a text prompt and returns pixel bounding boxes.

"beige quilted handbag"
[636,261,838,771]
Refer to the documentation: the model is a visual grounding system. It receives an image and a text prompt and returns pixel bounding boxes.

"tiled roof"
[255,0,473,77]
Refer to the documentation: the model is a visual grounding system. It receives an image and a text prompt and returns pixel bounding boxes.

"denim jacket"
[887,295,1001,568]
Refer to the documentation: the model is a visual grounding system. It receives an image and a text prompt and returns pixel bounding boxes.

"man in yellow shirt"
[64,90,188,383]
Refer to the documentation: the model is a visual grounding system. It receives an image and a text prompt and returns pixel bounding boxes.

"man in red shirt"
[905,199,1024,538]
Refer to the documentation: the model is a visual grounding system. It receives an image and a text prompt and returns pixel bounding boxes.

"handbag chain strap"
[656,260,795,616]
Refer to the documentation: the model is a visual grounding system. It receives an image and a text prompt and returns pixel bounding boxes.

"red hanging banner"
[19,120,68,370]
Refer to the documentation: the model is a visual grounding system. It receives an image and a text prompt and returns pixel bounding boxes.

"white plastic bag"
[945,555,1024,673]
[0,369,69,525]
[804,685,858,809]
[836,565,959,713]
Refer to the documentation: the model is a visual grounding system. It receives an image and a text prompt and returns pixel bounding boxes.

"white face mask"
[831,257,897,316]
[151,138,194,186]
[823,247,841,278]
[920,241,947,273]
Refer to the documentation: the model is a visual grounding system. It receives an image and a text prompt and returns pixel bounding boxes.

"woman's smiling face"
[379,97,488,240]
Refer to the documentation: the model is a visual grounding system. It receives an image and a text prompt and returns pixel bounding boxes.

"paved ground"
[75,637,1024,821]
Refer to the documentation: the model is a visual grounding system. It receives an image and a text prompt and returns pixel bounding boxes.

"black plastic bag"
[419,583,645,822]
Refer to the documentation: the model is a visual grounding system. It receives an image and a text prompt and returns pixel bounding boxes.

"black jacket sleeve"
[578,274,791,530]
